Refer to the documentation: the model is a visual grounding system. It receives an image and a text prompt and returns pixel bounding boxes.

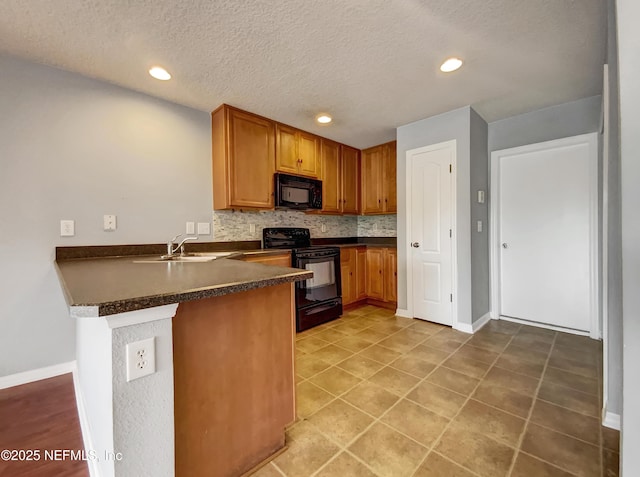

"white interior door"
[408,142,455,326]
[493,133,598,334]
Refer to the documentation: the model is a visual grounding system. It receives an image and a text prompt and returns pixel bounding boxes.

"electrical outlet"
[197,222,211,235]
[126,337,156,382]
[60,220,75,237]
[477,220,483,232]
[103,215,117,231]
[249,224,256,234]
[186,221,195,235]
[321,223,326,233]
[373,223,378,232]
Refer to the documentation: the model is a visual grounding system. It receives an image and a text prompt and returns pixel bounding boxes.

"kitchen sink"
[133,251,238,263]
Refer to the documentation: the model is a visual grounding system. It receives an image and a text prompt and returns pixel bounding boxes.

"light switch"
[186,222,195,235]
[477,190,485,204]
[249,224,256,234]
[60,220,75,237]
[197,222,211,235]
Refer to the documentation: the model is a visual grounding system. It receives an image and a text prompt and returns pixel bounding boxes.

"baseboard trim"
[472,312,492,332]
[602,410,621,430]
[498,315,591,337]
[0,361,76,390]
[395,308,412,319]
[72,366,99,477]
[454,312,492,334]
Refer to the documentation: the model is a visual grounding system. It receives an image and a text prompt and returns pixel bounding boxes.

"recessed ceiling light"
[440,57,463,73]
[149,66,171,81]
[316,113,332,124]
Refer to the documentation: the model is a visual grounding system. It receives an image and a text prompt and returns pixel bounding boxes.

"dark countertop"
[54,238,396,317]
[56,253,311,317]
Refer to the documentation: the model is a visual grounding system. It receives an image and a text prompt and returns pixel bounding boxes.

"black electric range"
[263,228,342,331]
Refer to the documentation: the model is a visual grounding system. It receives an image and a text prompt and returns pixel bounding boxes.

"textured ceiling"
[0,0,607,148]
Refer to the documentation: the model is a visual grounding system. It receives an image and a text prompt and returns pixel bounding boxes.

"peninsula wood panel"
[212,105,275,209]
[173,283,296,477]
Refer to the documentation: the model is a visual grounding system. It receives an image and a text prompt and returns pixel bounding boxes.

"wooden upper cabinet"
[276,124,320,178]
[212,105,275,210]
[341,145,360,214]
[275,124,299,175]
[361,140,396,215]
[383,141,397,213]
[320,138,341,214]
[361,145,383,214]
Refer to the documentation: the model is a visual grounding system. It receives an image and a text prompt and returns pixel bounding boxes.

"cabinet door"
[383,248,397,303]
[320,139,341,213]
[298,131,320,177]
[382,141,397,213]
[361,146,383,214]
[341,145,360,214]
[227,108,275,208]
[365,248,384,299]
[275,124,299,174]
[356,247,367,300]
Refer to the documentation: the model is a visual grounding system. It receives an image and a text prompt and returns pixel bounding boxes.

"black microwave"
[274,173,322,210]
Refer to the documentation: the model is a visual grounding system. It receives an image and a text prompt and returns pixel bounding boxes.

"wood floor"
[0,373,88,477]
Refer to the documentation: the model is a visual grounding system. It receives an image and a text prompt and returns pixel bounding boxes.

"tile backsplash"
[357,215,397,237]
[212,210,397,242]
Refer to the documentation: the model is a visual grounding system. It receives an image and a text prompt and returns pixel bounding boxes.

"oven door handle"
[303,300,340,315]
[295,252,339,259]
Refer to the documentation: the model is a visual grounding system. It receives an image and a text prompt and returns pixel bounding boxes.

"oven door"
[294,251,341,308]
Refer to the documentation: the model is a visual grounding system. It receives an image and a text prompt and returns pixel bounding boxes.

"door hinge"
[449,164,452,173]
[449,229,452,238]
[450,294,453,302]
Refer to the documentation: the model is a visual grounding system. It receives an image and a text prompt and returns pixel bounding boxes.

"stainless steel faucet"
[163,234,198,259]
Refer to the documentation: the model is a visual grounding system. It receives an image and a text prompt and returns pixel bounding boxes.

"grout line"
[505,330,558,476]
[293,312,605,477]
[516,450,582,477]
[408,326,521,477]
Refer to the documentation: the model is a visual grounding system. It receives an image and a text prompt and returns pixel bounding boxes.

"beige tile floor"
[253,305,619,477]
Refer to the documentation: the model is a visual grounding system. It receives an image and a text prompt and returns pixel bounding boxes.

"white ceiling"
[0,0,607,148]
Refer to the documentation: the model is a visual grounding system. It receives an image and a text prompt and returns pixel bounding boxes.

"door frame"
[489,132,600,338]
[405,140,458,329]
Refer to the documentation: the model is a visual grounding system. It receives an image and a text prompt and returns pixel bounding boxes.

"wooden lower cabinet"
[173,283,296,477]
[365,248,385,300]
[384,248,397,303]
[356,248,367,300]
[342,246,396,309]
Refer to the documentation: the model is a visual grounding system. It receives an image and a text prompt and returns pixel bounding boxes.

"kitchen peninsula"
[55,247,311,477]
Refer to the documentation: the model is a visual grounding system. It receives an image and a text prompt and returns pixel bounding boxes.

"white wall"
[617,0,640,473]
[0,54,213,376]
[469,110,490,322]
[488,96,602,152]
[397,107,473,325]
[605,0,623,420]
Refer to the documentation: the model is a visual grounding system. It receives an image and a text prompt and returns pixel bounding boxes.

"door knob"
[502,243,508,249]
[411,242,420,248]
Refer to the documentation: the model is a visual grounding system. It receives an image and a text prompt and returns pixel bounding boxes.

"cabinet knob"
[385,198,388,202]
[378,199,381,204]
